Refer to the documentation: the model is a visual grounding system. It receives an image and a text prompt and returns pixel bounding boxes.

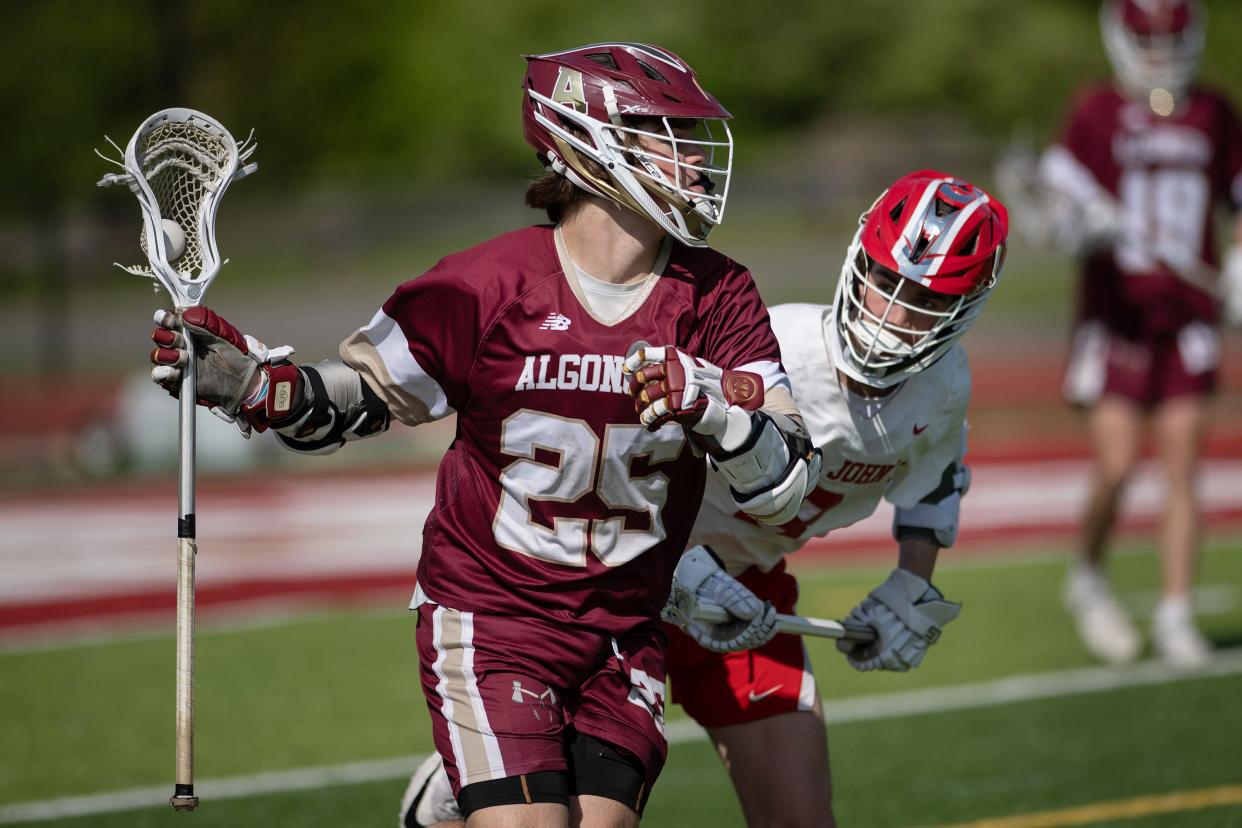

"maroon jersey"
[1056,85,1242,336]
[341,225,786,635]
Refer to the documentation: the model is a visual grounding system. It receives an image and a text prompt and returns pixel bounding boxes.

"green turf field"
[2,537,1241,827]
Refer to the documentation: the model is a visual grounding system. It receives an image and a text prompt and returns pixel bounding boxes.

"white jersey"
[691,303,971,574]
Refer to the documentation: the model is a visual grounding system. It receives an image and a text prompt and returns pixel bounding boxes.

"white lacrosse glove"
[1222,244,1242,328]
[835,568,960,672]
[662,545,778,653]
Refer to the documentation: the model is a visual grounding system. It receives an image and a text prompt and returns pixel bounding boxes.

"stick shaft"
[693,602,876,642]
[171,337,199,811]
[174,537,197,784]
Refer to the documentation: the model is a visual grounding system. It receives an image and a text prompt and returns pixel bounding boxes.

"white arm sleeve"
[1038,145,1121,255]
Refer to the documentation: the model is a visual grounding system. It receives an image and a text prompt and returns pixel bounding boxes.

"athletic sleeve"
[1041,91,1113,202]
[692,263,790,395]
[1058,90,1109,174]
[339,261,481,426]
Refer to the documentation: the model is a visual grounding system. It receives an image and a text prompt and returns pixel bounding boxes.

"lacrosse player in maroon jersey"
[148,42,821,828]
[401,173,1006,827]
[1039,0,1242,668]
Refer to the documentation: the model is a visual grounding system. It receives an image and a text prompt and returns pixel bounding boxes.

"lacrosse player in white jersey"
[400,171,1007,827]
[658,169,1008,827]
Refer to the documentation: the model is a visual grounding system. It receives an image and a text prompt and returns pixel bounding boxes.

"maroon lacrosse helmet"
[1101,0,1204,102]
[521,43,734,246]
[830,170,1009,388]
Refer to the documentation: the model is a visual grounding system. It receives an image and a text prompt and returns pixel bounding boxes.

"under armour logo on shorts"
[511,680,558,721]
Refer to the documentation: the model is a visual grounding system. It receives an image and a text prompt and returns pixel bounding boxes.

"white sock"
[1155,595,1193,626]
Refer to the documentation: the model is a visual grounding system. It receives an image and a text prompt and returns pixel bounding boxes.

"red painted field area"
[2,347,1240,641]
[4,454,1241,641]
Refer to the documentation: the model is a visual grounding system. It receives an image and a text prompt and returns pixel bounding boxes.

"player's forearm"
[272,359,391,454]
[896,535,940,581]
[758,385,802,423]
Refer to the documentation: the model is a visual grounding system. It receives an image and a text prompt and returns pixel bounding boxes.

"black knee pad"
[569,730,651,815]
[457,770,569,818]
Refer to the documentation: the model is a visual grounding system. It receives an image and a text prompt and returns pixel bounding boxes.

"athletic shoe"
[1153,598,1212,669]
[1062,563,1141,664]
[398,752,462,827]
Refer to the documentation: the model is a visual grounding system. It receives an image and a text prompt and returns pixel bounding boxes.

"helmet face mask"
[830,171,1008,390]
[523,43,733,246]
[1101,0,1204,106]
[840,257,978,373]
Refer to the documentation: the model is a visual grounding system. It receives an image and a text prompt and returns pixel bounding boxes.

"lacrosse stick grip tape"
[172,536,199,811]
[693,602,877,642]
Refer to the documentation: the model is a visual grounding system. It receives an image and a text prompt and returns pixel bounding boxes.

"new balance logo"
[539,313,572,331]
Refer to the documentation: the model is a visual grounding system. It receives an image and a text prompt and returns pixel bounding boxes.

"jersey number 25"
[493,410,686,568]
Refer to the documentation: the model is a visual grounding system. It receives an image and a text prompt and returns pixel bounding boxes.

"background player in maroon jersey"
[146,42,820,828]
[1040,0,1242,667]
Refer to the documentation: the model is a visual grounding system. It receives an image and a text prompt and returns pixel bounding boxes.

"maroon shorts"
[415,602,668,797]
[666,559,818,729]
[1062,320,1219,408]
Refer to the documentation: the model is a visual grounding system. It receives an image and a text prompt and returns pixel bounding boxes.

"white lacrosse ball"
[160,219,186,261]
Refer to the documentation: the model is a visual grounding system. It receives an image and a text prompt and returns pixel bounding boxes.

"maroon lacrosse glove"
[149,306,301,433]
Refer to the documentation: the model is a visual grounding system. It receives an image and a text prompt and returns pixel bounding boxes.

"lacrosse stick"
[693,602,877,642]
[97,108,256,812]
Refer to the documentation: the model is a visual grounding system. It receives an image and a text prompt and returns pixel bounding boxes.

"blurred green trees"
[3,0,1240,208]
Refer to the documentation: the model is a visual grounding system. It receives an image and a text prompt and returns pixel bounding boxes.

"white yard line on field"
[3,650,1241,824]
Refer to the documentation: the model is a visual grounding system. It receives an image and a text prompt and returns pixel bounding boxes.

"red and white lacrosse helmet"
[522,42,733,246]
[1101,0,1204,103]
[830,170,1009,389]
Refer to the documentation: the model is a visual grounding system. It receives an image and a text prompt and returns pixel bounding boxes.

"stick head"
[98,108,257,308]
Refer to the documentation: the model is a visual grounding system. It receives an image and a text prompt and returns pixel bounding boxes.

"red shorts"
[665,559,818,729]
[1063,320,1219,408]
[415,602,668,796]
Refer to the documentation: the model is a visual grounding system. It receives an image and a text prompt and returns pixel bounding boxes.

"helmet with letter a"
[1101,0,1204,105]
[522,42,733,247]
[829,170,1009,389]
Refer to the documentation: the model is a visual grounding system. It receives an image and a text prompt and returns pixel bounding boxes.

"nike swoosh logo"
[747,685,783,703]
[913,423,929,435]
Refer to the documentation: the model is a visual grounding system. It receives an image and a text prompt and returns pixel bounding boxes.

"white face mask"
[830,225,996,390]
[530,87,733,246]
[1101,2,1204,103]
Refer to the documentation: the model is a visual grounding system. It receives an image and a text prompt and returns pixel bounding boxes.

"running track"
[3,455,1242,640]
